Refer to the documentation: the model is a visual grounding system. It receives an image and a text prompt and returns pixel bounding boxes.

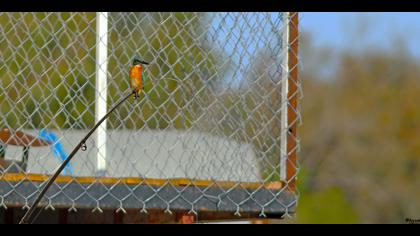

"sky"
[211,13,420,84]
[48,13,420,86]
[209,13,286,88]
[300,13,420,59]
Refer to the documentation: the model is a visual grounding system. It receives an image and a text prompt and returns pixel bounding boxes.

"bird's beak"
[140,60,150,65]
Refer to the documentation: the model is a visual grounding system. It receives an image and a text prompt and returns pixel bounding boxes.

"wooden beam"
[113,211,124,224]
[5,208,14,224]
[58,209,68,224]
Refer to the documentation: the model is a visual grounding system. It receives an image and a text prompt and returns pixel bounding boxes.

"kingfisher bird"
[130,57,149,99]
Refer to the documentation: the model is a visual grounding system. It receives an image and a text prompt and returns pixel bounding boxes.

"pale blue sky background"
[300,13,420,58]
[209,13,420,83]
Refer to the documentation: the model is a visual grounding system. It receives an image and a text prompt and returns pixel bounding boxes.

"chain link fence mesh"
[0,12,300,219]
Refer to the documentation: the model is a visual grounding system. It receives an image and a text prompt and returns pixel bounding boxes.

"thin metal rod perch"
[19,91,135,224]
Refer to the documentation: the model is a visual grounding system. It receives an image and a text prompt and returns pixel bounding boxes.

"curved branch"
[19,91,134,224]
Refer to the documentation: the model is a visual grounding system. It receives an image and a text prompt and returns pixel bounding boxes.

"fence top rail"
[0,173,285,190]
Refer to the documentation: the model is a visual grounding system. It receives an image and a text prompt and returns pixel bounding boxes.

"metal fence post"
[95,12,109,176]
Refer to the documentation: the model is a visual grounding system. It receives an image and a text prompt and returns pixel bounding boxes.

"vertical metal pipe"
[95,12,109,175]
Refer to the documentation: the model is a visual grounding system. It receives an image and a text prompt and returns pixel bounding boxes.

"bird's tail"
[133,90,139,99]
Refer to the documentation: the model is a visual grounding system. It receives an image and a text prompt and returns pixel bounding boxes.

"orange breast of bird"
[130,65,143,94]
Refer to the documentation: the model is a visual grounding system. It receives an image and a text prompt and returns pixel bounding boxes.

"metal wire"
[0,12,301,220]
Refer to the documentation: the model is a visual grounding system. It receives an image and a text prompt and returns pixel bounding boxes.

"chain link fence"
[0,12,300,220]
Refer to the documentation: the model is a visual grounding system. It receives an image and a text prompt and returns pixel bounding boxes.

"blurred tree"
[106,12,223,130]
[0,13,96,130]
[0,13,224,132]
[296,187,359,224]
[298,32,420,223]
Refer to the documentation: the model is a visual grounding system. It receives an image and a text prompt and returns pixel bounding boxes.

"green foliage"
[0,13,97,129]
[296,186,359,224]
[106,13,223,130]
[0,13,223,131]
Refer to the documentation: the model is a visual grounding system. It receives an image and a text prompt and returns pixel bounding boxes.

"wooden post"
[286,12,299,192]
